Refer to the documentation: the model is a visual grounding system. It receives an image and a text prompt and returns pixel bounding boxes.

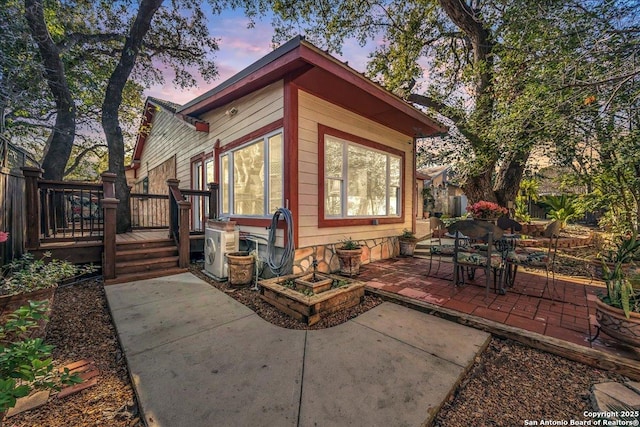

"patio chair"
[425,217,454,278]
[497,215,522,235]
[449,220,505,297]
[503,220,562,301]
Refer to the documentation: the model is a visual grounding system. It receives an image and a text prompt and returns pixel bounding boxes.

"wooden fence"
[0,140,39,265]
[0,168,24,265]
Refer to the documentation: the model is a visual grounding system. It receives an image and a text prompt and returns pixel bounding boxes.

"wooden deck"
[116,229,171,242]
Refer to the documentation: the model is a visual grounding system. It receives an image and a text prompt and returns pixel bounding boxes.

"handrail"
[167,179,190,268]
[180,189,210,197]
[38,180,103,191]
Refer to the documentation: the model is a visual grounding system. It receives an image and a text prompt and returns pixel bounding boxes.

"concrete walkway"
[105,273,490,427]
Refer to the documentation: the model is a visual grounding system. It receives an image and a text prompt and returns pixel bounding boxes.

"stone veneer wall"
[291,237,400,275]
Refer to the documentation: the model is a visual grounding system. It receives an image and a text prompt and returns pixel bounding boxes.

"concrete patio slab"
[127,315,306,427]
[105,272,491,427]
[301,319,482,427]
[106,272,215,311]
[353,302,490,367]
[106,275,255,355]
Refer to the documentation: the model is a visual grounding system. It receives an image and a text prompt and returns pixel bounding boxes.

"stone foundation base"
[292,237,399,275]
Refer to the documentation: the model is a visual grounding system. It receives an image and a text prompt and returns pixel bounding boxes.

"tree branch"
[407,92,465,124]
[63,143,107,176]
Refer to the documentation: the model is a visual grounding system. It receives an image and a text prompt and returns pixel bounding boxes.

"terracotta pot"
[335,248,363,276]
[399,238,418,257]
[595,298,640,347]
[226,252,255,286]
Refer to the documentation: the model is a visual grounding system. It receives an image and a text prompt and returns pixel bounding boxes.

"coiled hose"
[267,207,295,276]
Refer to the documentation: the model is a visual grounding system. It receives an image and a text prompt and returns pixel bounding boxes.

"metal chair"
[449,220,505,297]
[497,215,522,235]
[503,220,562,301]
[425,217,454,278]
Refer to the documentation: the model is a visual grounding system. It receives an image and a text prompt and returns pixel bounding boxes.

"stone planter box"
[294,273,333,294]
[259,273,365,326]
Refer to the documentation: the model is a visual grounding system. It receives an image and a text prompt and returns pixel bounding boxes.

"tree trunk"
[101,0,163,233]
[494,149,531,207]
[463,168,496,205]
[437,0,501,205]
[24,0,76,181]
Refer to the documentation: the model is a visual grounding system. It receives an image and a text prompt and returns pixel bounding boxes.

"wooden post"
[167,178,180,240]
[178,200,191,268]
[102,197,118,280]
[208,183,219,220]
[101,172,116,198]
[21,167,42,250]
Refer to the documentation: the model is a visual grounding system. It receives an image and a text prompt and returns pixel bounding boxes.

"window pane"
[234,141,265,215]
[389,157,400,187]
[221,155,229,213]
[325,178,342,216]
[325,137,343,178]
[269,133,283,213]
[389,186,399,215]
[347,145,387,216]
[205,159,214,187]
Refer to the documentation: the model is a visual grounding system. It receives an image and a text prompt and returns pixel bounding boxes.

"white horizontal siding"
[296,90,414,249]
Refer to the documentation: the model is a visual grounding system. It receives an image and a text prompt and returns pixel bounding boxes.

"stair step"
[116,246,178,262]
[116,238,174,251]
[116,256,179,275]
[105,267,189,285]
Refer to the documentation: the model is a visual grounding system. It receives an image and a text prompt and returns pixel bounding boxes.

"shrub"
[0,301,81,413]
[0,253,95,296]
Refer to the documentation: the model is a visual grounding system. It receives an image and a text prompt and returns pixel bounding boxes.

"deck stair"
[106,238,187,285]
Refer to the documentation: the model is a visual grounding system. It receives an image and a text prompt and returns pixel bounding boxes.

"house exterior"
[418,166,466,217]
[130,36,446,274]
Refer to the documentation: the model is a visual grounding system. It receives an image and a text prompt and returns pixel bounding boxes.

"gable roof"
[130,97,208,173]
[147,96,180,113]
[179,36,447,137]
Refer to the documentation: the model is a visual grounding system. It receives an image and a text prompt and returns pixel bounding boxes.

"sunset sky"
[144,9,376,106]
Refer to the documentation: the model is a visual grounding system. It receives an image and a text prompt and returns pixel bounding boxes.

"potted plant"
[422,187,435,219]
[398,229,419,257]
[594,231,640,347]
[225,251,256,286]
[335,237,363,277]
[466,200,508,221]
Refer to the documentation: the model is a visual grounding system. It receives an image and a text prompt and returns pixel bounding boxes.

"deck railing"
[39,180,104,240]
[22,168,218,280]
[22,167,112,247]
[130,193,170,229]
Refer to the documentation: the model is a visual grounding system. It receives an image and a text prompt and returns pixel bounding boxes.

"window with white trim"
[220,130,283,217]
[324,135,402,218]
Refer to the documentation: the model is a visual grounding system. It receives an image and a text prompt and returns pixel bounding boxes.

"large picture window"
[220,130,283,217]
[323,133,402,219]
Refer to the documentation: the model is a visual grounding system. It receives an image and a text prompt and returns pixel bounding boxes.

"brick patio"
[358,256,640,364]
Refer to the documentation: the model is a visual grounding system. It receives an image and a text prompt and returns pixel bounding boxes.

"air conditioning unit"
[203,226,239,281]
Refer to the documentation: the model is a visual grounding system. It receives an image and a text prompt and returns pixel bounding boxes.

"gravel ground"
[4,264,627,427]
[433,339,623,427]
[8,279,142,427]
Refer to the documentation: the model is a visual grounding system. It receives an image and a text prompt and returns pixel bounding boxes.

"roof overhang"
[179,36,447,137]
